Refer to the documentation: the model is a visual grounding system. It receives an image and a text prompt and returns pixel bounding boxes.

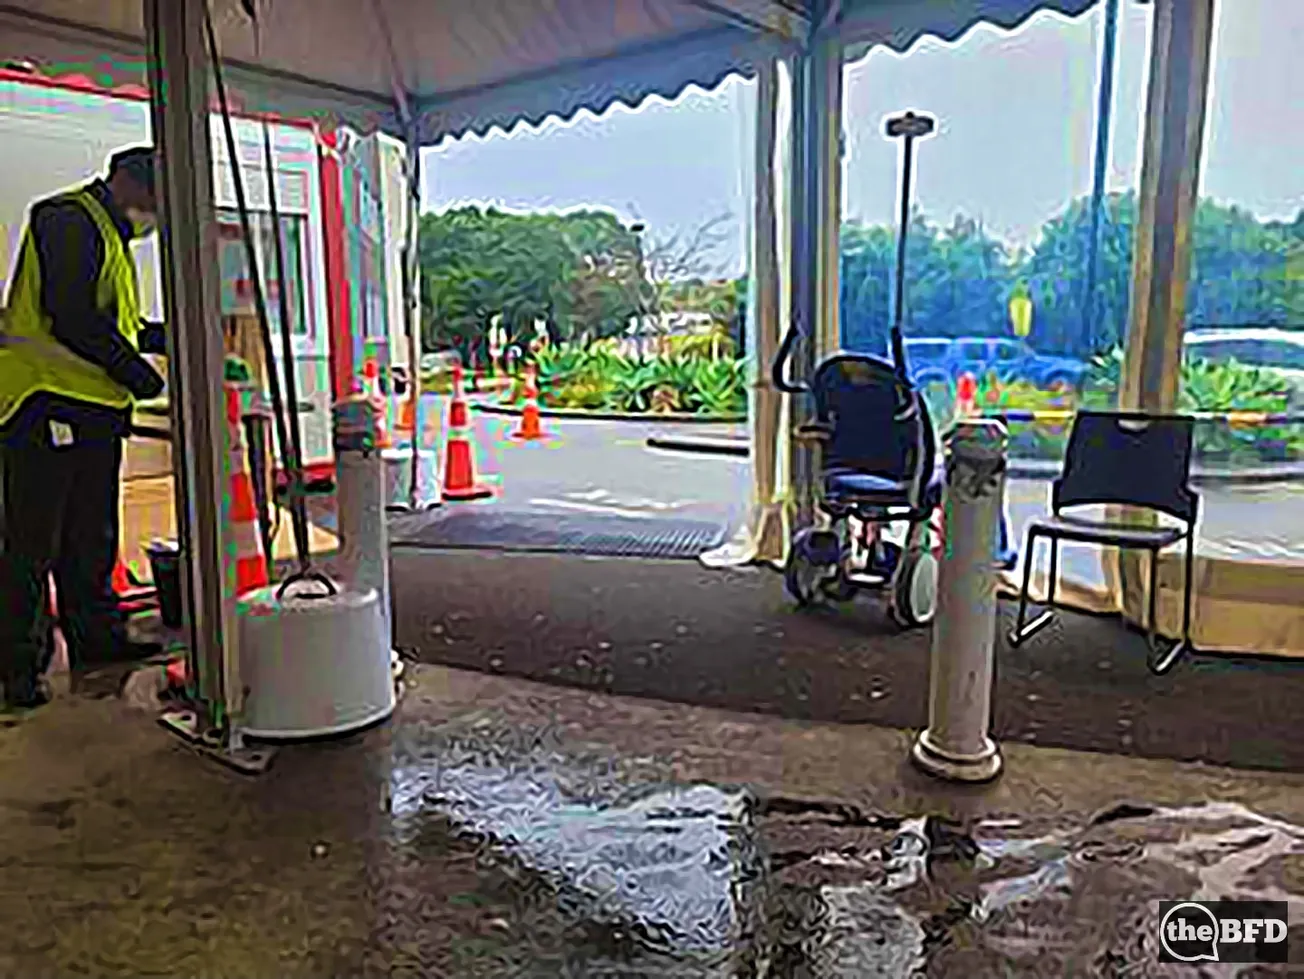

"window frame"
[215,208,313,339]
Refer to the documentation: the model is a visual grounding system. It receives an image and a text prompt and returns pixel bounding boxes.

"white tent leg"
[701,54,785,569]
[780,12,843,544]
[1107,0,1215,622]
[401,129,438,511]
[813,35,843,363]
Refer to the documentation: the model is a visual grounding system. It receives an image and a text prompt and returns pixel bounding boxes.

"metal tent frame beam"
[680,0,809,39]
[145,0,237,739]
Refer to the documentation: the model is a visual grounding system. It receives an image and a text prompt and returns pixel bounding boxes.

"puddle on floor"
[375,717,1304,976]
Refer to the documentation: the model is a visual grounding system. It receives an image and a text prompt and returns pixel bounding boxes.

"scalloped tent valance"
[0,0,1094,145]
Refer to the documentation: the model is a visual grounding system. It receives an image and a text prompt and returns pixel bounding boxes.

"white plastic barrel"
[237,581,395,739]
[383,446,439,510]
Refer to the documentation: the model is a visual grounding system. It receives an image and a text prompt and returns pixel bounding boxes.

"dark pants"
[0,427,125,694]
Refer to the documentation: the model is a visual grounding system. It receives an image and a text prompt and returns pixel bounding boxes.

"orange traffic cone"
[396,393,415,434]
[225,384,271,595]
[361,358,381,399]
[441,364,493,502]
[361,359,393,449]
[510,366,550,442]
[112,555,156,614]
[165,656,187,691]
[47,559,154,620]
[111,559,134,594]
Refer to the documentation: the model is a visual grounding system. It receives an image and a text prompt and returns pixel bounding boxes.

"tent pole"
[144,0,237,736]
[748,54,786,564]
[1110,0,1215,625]
[786,0,835,532]
[402,125,430,510]
[786,39,814,532]
[814,26,843,362]
[362,0,430,510]
[1120,0,1214,414]
[698,53,784,569]
[1082,0,1121,355]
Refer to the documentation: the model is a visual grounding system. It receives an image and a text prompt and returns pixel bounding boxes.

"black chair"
[1008,410,1199,675]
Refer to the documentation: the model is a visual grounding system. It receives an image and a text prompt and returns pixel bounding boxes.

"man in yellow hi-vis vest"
[0,147,166,710]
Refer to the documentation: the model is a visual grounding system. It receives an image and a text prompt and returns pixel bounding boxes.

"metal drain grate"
[389,509,727,560]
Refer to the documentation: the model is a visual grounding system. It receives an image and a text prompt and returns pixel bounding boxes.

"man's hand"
[123,358,165,401]
[138,320,167,356]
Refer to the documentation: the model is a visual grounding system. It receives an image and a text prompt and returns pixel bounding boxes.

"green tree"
[418,206,643,361]
[1019,192,1139,357]
[1021,193,1297,358]
[839,212,1013,354]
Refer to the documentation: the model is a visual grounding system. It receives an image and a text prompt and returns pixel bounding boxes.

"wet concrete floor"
[3,662,1304,976]
[388,549,1304,773]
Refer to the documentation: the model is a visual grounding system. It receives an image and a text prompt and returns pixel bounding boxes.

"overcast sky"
[423,0,1302,273]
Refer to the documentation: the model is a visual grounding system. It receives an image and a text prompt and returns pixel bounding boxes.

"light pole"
[629,221,648,360]
[1083,0,1121,355]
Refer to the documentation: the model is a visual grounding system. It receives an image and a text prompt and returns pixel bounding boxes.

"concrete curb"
[645,434,1304,486]
[647,435,750,458]
[472,401,745,425]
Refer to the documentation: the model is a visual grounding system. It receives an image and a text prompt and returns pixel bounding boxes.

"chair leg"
[1149,535,1196,676]
[1046,538,1060,608]
[1009,531,1055,647]
[1009,531,1037,644]
[1181,529,1196,648]
[1145,547,1159,651]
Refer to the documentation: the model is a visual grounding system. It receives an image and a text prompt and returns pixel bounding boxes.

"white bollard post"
[334,399,395,649]
[911,418,1009,783]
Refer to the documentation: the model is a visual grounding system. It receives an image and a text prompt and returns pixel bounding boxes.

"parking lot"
[405,402,1304,589]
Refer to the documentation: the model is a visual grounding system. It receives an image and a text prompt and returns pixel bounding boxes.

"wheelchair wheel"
[890,549,938,628]
[785,528,839,607]
[784,551,824,606]
[820,569,858,603]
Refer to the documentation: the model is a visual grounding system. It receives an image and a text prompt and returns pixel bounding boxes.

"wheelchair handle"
[894,391,920,424]
[795,421,834,441]
[772,319,809,395]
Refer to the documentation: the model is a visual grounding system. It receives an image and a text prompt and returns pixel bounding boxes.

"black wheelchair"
[774,341,947,627]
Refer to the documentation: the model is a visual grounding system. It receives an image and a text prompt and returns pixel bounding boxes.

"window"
[905,340,948,362]
[993,340,1022,361]
[1226,341,1272,364]
[1233,340,1304,371]
[216,209,311,336]
[1188,338,1304,370]
[957,340,987,362]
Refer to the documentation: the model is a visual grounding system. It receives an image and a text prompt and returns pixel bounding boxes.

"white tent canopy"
[1,0,1093,145]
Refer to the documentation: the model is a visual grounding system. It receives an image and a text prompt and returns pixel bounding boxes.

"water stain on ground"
[338,713,1304,975]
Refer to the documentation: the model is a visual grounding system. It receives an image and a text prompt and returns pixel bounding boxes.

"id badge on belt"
[49,419,75,448]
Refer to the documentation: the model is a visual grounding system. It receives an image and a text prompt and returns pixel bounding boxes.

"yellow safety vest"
[0,186,141,428]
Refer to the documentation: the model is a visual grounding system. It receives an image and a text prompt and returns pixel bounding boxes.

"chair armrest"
[796,422,834,442]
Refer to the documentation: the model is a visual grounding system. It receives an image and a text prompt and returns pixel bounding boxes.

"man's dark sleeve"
[31,201,164,399]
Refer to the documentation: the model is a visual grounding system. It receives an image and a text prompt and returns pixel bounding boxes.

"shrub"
[664,329,736,361]
[685,358,748,415]
[1009,346,1304,464]
[515,340,747,417]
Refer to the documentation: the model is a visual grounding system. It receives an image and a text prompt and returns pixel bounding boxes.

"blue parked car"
[901,337,1087,391]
